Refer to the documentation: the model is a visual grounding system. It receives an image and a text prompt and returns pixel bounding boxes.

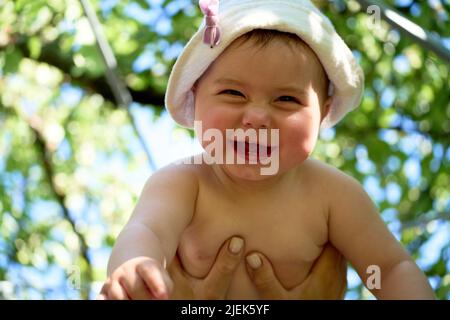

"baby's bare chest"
[177,186,329,294]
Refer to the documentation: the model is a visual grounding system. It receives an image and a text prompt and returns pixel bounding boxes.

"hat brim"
[165,0,364,129]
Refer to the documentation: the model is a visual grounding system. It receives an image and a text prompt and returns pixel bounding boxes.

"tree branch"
[355,0,450,64]
[3,34,166,110]
[401,212,450,231]
[339,122,449,143]
[25,116,93,299]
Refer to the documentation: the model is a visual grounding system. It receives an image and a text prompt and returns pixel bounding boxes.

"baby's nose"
[241,106,271,129]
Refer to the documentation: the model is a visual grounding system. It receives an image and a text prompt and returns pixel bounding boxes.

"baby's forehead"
[211,34,328,89]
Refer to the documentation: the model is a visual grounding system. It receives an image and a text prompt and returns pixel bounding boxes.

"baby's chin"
[227,166,270,181]
[216,148,308,178]
[220,162,286,184]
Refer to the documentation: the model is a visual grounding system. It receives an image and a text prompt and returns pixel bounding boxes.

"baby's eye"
[278,96,300,103]
[220,89,244,97]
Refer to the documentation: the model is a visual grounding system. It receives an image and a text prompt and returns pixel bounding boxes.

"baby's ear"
[320,96,333,123]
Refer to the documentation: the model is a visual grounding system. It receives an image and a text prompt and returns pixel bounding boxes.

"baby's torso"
[177,160,330,299]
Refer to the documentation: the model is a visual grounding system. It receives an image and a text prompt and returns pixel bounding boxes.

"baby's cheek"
[195,110,231,150]
[197,107,231,132]
[282,126,317,161]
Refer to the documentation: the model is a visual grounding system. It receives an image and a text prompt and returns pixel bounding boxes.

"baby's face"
[194,37,331,181]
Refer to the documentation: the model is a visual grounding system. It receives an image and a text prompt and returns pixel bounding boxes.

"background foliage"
[0,0,448,299]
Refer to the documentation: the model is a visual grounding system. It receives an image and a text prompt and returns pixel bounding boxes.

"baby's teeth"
[234,141,271,156]
[248,142,258,153]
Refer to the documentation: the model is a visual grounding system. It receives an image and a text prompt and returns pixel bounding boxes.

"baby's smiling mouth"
[232,140,274,160]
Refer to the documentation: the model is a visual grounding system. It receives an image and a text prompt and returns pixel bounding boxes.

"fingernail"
[229,237,244,254]
[246,253,262,269]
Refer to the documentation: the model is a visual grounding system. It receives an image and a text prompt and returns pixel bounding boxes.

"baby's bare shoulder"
[150,153,216,186]
[303,158,363,191]
[144,156,204,191]
[301,159,369,222]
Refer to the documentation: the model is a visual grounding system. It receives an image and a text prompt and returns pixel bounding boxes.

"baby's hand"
[97,257,173,300]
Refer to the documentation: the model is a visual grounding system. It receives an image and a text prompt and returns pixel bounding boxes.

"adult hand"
[245,242,347,299]
[168,238,346,300]
[168,236,245,299]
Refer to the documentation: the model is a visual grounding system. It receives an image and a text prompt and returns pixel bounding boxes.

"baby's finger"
[119,275,153,300]
[108,281,130,300]
[162,269,174,294]
[246,252,287,299]
[97,280,111,300]
[137,263,170,300]
[96,293,107,300]
[204,237,244,299]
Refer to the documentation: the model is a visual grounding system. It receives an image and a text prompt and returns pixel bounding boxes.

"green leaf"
[27,36,42,59]
[3,47,23,74]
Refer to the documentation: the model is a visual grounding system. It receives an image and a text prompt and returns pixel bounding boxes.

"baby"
[102,0,434,299]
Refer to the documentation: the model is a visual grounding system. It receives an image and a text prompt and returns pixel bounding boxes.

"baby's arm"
[328,173,435,299]
[104,164,198,299]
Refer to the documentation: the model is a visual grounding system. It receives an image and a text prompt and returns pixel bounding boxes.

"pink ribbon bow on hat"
[199,0,221,48]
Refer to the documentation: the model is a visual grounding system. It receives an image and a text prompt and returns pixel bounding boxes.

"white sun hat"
[165,0,364,129]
